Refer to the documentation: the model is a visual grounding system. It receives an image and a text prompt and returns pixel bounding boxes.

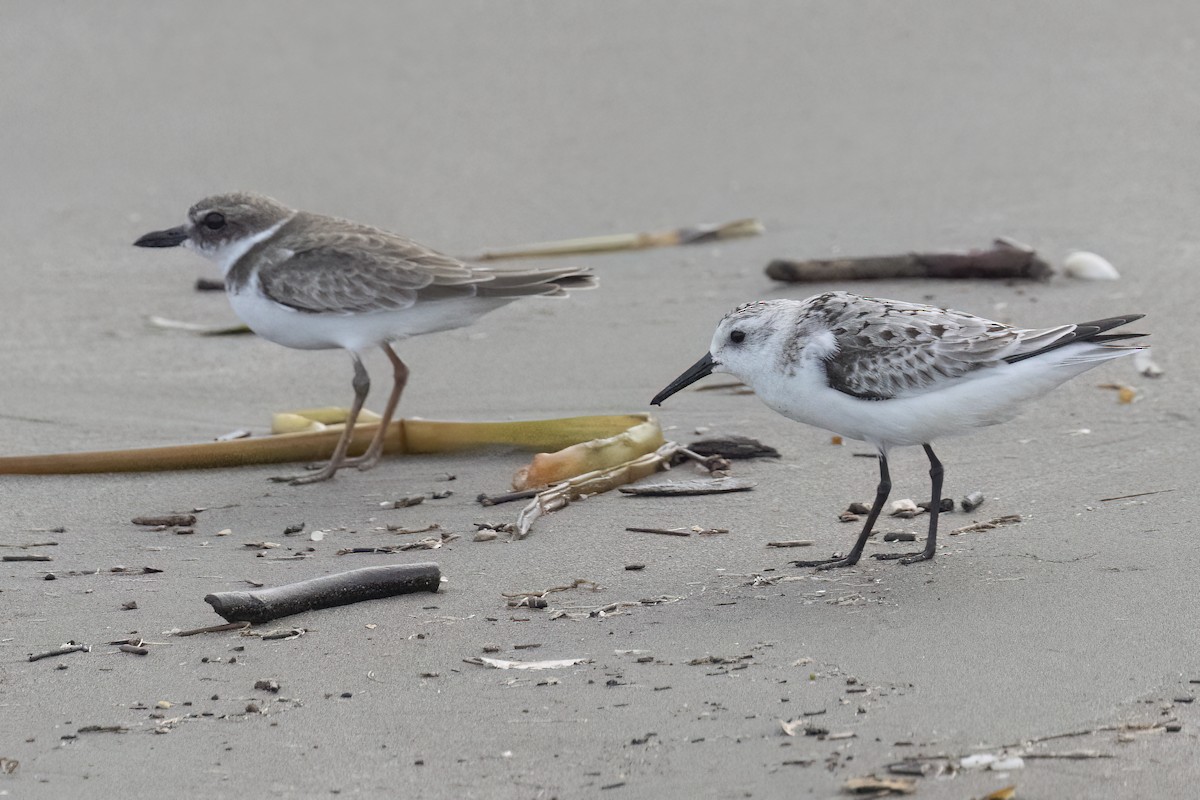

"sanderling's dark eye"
[203,212,226,231]
[730,330,745,344]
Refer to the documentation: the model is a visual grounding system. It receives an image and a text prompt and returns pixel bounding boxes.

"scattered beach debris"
[960,491,986,512]
[627,526,692,537]
[767,238,1052,284]
[1097,382,1139,404]
[469,218,763,261]
[204,563,441,624]
[118,643,149,656]
[887,499,919,518]
[502,579,599,609]
[917,498,954,513]
[1099,488,1175,502]
[513,419,666,491]
[882,532,917,543]
[686,436,780,460]
[146,315,252,336]
[1063,250,1120,280]
[2,554,52,562]
[174,622,251,637]
[476,488,541,507]
[515,441,693,538]
[381,523,442,535]
[28,641,90,662]
[619,477,755,496]
[338,533,457,555]
[766,540,815,548]
[463,656,589,670]
[950,515,1022,535]
[841,775,916,795]
[380,495,425,509]
[0,757,17,775]
[1133,349,1163,378]
[132,514,197,528]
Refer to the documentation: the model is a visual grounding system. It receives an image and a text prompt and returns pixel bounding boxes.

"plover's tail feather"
[1005,314,1146,364]
[474,266,598,298]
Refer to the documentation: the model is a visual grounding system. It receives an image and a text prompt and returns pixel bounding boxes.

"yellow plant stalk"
[511,419,665,490]
[0,413,656,475]
[471,219,764,261]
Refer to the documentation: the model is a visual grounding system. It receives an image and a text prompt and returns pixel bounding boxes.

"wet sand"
[2,3,1197,798]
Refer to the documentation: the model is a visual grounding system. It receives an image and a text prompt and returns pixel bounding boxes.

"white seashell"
[1133,349,1163,378]
[959,753,997,769]
[1063,251,1120,280]
[990,756,1025,771]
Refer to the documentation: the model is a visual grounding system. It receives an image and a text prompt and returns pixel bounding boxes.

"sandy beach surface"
[2,3,1197,798]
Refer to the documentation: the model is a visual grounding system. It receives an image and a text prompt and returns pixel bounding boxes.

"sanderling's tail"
[1005,314,1146,365]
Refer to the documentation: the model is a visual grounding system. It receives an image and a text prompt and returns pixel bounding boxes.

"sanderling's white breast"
[652,291,1146,569]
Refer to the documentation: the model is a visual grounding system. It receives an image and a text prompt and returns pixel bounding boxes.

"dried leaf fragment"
[983,787,1017,800]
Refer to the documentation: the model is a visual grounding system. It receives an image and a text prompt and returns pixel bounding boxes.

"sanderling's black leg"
[795,453,890,570]
[874,444,941,564]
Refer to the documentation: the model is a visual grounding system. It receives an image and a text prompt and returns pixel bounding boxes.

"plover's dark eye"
[730,330,746,344]
[202,212,226,231]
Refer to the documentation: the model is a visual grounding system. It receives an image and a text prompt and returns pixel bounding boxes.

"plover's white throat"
[135,191,596,484]
[651,292,1146,568]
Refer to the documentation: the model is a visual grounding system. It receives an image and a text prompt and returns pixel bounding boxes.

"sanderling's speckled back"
[651,291,1146,569]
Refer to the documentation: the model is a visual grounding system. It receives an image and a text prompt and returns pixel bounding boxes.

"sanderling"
[135,192,596,484]
[651,292,1146,568]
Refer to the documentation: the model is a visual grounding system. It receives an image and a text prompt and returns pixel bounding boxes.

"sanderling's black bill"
[651,352,715,406]
[133,226,188,248]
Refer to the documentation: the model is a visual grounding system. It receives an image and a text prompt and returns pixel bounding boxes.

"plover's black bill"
[651,352,715,406]
[134,226,188,248]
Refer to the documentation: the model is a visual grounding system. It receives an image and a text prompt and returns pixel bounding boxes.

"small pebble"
[625,564,646,571]
[883,532,917,543]
[847,502,871,515]
[961,491,986,512]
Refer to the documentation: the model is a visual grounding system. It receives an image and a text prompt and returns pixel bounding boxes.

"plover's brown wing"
[809,293,1032,400]
[255,230,486,313]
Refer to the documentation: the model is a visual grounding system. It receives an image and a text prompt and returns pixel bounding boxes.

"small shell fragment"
[1063,250,1120,280]
[888,499,919,518]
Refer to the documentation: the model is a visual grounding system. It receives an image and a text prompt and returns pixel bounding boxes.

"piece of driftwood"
[766,239,1053,283]
[205,563,441,624]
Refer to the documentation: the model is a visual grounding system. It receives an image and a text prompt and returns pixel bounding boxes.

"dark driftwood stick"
[766,240,1054,283]
[205,563,441,624]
